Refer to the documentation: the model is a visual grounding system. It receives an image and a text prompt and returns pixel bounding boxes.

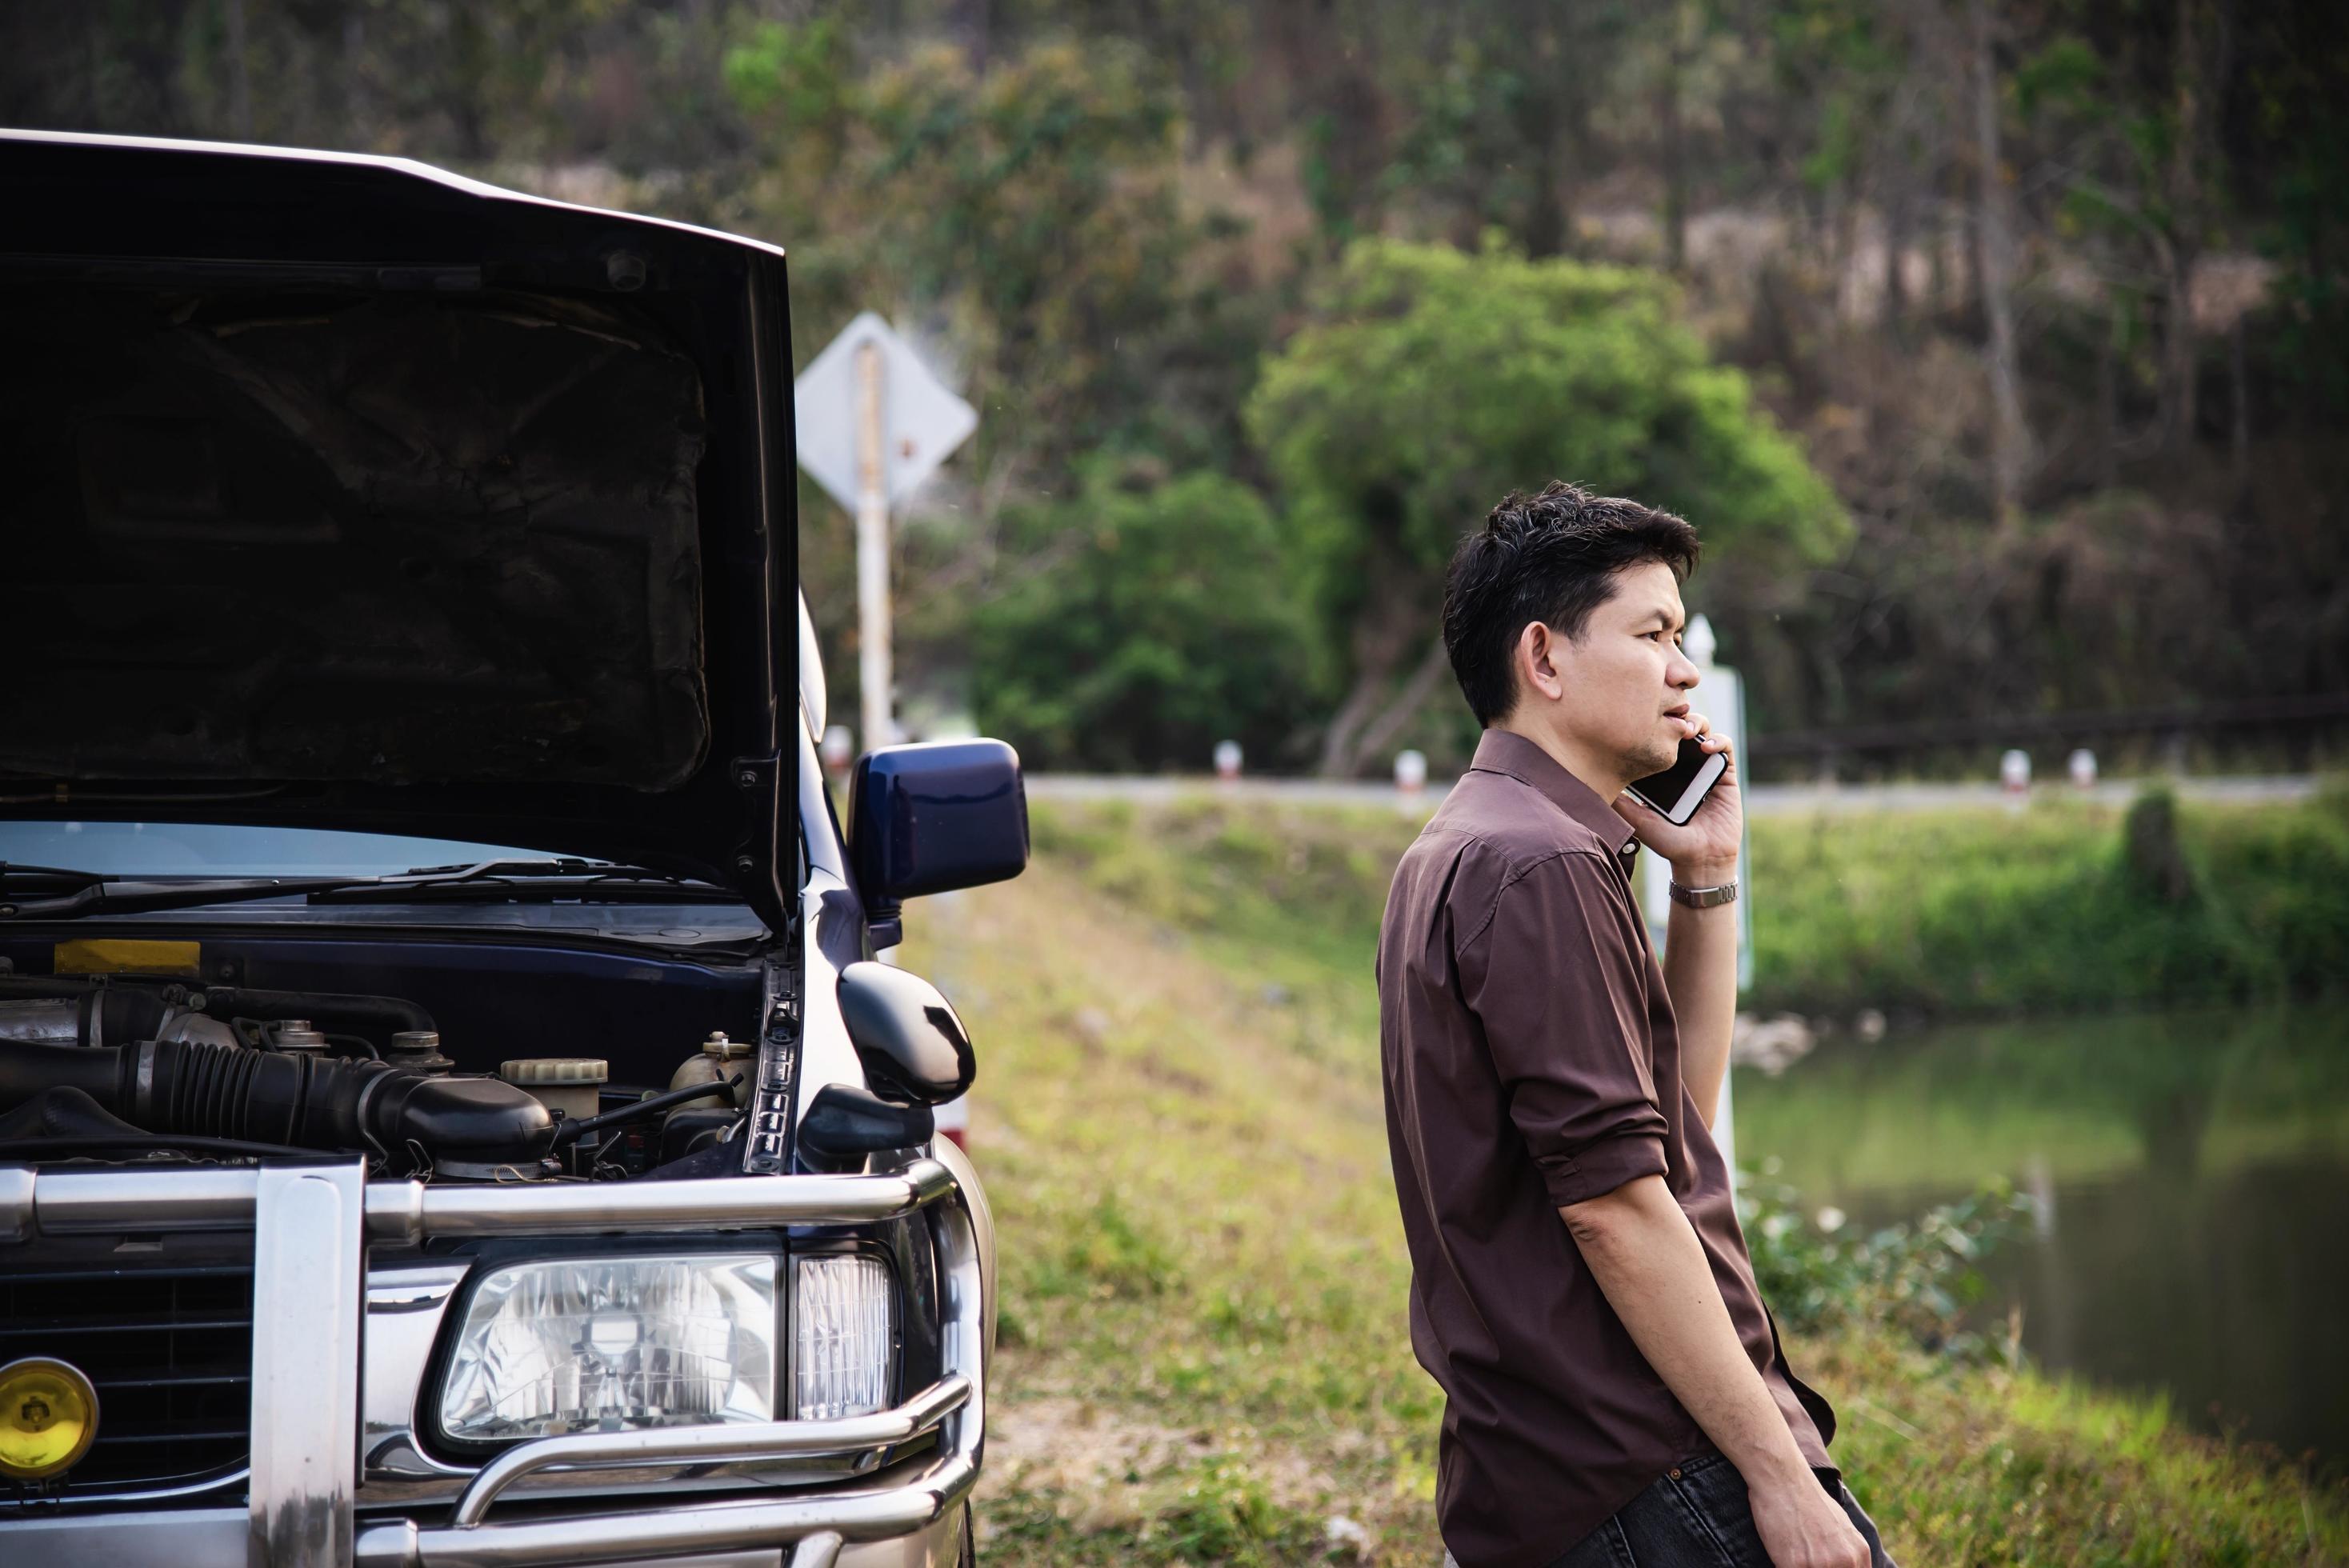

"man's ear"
[1517,621,1566,706]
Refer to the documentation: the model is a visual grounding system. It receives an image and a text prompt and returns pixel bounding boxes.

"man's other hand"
[1748,1474,1873,1568]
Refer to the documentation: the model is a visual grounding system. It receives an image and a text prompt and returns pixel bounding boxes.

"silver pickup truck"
[0,130,1024,1568]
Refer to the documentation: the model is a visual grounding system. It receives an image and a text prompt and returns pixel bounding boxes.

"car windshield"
[0,822,766,944]
[0,820,538,878]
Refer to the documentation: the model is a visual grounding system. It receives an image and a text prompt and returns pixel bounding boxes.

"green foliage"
[1152,1454,1319,1564]
[1246,237,1849,637]
[1743,1178,2035,1358]
[969,466,1321,771]
[1747,793,2349,1017]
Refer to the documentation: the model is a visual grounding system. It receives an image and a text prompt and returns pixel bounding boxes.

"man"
[1377,482,1894,1567]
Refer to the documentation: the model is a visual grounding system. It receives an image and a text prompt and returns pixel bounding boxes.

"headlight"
[792,1254,896,1420]
[438,1254,777,1443]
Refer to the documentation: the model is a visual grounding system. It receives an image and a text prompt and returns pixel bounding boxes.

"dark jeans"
[1447,1450,1898,1568]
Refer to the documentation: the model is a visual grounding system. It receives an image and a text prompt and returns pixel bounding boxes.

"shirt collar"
[1467,728,1639,855]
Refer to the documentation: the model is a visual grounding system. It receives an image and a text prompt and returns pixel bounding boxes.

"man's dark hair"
[1441,481,1701,726]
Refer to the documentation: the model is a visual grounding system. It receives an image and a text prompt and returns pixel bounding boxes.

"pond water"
[1735,1002,2349,1474]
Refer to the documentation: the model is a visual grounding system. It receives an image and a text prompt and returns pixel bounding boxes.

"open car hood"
[0,131,801,928]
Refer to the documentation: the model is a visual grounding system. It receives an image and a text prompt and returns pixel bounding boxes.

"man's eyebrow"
[1635,605,1686,631]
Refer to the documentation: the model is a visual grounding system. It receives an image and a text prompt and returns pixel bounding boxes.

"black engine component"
[0,1036,553,1173]
[0,976,434,1050]
[0,1085,142,1141]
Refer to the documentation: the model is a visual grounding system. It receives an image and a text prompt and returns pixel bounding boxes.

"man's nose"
[1667,650,1701,690]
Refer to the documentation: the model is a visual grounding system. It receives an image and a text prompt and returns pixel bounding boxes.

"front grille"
[0,1259,252,1499]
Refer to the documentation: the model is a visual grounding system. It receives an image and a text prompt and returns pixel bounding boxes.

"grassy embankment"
[898,794,2349,1564]
[1744,786,2349,1018]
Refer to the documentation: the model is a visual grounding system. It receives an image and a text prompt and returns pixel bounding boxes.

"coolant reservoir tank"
[498,1058,608,1124]
[668,1030,754,1110]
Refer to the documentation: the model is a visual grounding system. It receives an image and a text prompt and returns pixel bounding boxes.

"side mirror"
[847,738,1029,943]
[836,961,976,1106]
[796,1082,933,1166]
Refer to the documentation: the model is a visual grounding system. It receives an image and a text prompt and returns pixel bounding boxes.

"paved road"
[1024,772,2322,817]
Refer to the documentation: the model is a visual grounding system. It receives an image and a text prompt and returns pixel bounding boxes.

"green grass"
[1027,785,2349,1022]
[1745,787,2349,1017]
[903,798,2349,1563]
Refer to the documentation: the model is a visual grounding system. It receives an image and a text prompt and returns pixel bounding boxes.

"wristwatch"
[1667,878,1739,909]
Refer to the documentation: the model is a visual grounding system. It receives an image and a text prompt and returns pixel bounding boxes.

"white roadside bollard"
[2001,748,2031,811]
[1394,749,1427,794]
[1214,738,1243,783]
[2068,747,2098,790]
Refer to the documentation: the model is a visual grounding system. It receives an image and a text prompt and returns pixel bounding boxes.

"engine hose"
[0,1037,553,1170]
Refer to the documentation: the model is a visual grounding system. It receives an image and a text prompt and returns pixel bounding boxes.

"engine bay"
[0,962,764,1182]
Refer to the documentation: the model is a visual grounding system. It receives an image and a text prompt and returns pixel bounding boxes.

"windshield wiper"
[0,858,739,921]
[0,868,377,921]
[306,859,740,906]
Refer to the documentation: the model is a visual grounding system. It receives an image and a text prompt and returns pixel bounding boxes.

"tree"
[1247,236,1850,776]
[1968,0,2031,526]
[1381,1,1631,258]
[967,464,1320,772]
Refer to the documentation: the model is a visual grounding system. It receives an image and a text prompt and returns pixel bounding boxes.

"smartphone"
[1625,733,1727,826]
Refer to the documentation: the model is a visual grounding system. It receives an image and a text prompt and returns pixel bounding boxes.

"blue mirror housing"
[847,738,1030,942]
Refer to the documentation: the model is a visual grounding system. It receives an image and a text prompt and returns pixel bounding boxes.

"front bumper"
[0,1156,986,1568]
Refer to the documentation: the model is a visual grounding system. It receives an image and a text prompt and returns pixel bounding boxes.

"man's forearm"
[1561,1174,1815,1494]
[1660,856,1738,1129]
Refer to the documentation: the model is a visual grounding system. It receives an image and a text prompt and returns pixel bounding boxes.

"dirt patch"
[982,1391,1347,1530]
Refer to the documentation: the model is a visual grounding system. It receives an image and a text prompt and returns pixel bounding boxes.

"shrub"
[1742,1176,2035,1362]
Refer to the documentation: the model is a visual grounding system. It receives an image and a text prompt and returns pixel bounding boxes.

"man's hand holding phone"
[1614,712,1740,880]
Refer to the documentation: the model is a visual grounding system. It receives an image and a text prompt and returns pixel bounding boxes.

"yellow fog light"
[0,1358,99,1480]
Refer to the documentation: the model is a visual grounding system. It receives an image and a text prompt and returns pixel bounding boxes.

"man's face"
[1538,561,1702,779]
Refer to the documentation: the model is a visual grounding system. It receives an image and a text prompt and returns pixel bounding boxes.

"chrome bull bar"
[0,1155,986,1568]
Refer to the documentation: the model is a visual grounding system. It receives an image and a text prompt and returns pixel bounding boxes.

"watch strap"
[1667,878,1739,909]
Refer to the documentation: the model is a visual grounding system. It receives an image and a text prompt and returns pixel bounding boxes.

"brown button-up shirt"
[1378,728,1835,1567]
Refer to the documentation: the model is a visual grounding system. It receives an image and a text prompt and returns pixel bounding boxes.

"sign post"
[854,342,894,754]
[795,313,978,756]
[1639,614,1749,1174]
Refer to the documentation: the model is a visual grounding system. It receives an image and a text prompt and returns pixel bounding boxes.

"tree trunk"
[2096,317,2120,487]
[1343,639,1455,778]
[1968,0,2029,526]
[954,0,990,76]
[1315,558,1435,777]
[225,0,252,139]
[342,12,370,149]
[1659,4,1688,274]
[1883,184,1910,331]
[2161,0,2217,456]
[2229,315,2251,502]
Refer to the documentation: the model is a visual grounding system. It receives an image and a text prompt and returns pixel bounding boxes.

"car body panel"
[0,130,798,926]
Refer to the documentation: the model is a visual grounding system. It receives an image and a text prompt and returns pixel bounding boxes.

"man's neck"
[1492,718,1629,802]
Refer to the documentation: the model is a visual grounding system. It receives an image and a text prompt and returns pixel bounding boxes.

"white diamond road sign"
[793,311,978,514]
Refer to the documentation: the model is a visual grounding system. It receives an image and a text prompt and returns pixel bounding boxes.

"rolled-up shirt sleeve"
[1459,849,1669,1207]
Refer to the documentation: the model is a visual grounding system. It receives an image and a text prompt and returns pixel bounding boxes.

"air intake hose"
[0,1038,554,1170]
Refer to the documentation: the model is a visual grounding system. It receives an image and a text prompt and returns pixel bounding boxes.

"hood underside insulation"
[2,286,709,790]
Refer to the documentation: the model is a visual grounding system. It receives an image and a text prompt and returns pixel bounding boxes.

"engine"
[0,978,734,1180]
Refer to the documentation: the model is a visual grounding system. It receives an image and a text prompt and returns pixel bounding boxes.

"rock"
[1260,982,1294,1006]
[1070,1007,1114,1050]
[1731,1012,1817,1075]
[1855,1007,1887,1042]
[1323,1514,1371,1559]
